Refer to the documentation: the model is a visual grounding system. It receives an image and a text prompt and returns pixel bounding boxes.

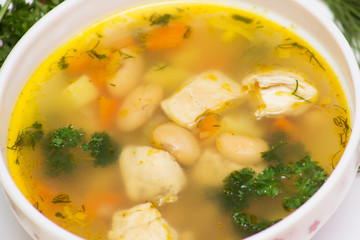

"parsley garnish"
[83,132,119,167]
[0,0,64,67]
[43,125,84,176]
[12,123,120,176]
[222,132,327,237]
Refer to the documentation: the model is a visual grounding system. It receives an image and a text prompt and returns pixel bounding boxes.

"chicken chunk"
[161,70,243,129]
[242,70,318,118]
[119,146,186,204]
[108,202,178,240]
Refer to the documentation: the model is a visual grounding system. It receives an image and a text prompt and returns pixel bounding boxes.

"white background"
[1,0,360,239]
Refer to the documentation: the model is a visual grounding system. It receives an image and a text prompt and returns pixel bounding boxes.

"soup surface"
[7,2,351,240]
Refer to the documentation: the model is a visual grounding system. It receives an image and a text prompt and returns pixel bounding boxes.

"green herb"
[154,63,168,71]
[13,122,120,176]
[9,121,43,150]
[87,40,107,59]
[276,42,325,70]
[48,125,84,149]
[43,125,84,176]
[333,115,351,147]
[52,193,71,204]
[232,14,253,24]
[44,147,76,176]
[322,0,360,63]
[55,212,66,219]
[183,25,192,39]
[57,55,69,70]
[231,211,279,236]
[331,150,341,169]
[0,0,65,68]
[261,131,308,164]
[118,50,135,59]
[149,13,173,26]
[291,79,312,103]
[222,133,327,237]
[83,132,119,167]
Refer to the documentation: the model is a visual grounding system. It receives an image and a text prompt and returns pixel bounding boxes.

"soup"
[7,2,351,239]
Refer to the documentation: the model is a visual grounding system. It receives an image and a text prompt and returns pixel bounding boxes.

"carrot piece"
[64,53,94,76]
[198,113,221,139]
[273,117,297,137]
[85,191,123,218]
[146,22,191,50]
[98,96,119,128]
[88,67,107,89]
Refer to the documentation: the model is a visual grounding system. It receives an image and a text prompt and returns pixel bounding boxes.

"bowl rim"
[0,0,359,239]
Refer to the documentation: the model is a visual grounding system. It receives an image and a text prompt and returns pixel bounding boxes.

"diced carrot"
[146,22,191,50]
[197,113,221,139]
[85,191,123,218]
[88,67,107,90]
[273,117,297,137]
[64,53,94,76]
[98,96,119,128]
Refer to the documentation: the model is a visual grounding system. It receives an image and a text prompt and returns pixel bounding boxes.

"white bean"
[116,84,163,132]
[107,47,143,99]
[216,132,268,165]
[152,123,200,166]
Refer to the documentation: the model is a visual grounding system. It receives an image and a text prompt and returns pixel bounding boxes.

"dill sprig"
[322,0,360,63]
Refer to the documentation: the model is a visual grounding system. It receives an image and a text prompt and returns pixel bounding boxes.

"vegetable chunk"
[161,70,243,129]
[62,75,99,109]
[242,70,318,118]
[108,202,178,240]
[119,146,186,204]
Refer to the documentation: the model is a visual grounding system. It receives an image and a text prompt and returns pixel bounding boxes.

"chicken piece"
[119,146,186,204]
[108,202,178,240]
[242,70,318,118]
[161,70,243,129]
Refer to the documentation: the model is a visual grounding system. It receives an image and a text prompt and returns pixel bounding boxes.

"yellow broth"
[7,2,350,239]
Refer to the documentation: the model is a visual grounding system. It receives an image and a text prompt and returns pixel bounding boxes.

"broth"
[7,2,350,240]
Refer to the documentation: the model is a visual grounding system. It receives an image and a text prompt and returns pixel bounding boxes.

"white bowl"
[0,0,359,239]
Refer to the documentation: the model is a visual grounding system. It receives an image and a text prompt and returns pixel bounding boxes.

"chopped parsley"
[12,122,120,176]
[0,0,65,67]
[222,132,327,237]
[83,132,120,167]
